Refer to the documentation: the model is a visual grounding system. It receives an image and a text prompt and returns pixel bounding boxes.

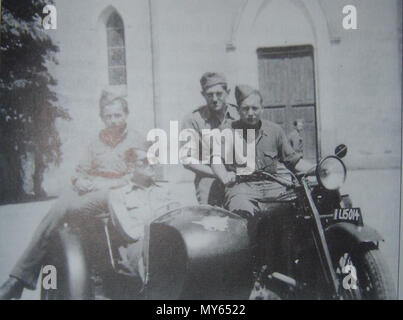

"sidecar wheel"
[333,247,396,300]
[40,225,93,300]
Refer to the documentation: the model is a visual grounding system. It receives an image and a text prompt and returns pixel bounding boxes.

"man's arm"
[211,156,236,185]
[71,143,97,194]
[183,163,216,178]
[72,142,133,194]
[278,127,314,174]
[294,158,315,174]
[180,115,217,178]
[89,175,132,190]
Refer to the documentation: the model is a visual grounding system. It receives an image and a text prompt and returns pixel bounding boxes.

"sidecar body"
[147,205,253,299]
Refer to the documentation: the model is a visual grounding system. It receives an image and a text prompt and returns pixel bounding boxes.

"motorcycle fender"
[325,222,384,247]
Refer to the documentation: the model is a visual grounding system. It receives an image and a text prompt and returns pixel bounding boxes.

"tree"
[0,0,70,202]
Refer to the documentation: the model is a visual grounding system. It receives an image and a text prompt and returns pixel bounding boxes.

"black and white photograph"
[0,0,402,302]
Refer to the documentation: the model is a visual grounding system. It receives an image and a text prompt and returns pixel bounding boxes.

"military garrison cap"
[200,72,227,90]
[99,89,127,108]
[234,84,263,106]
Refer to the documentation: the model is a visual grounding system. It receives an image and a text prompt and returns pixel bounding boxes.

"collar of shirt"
[99,125,128,148]
[204,104,238,125]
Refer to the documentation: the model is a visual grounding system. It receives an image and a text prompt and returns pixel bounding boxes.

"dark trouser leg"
[10,189,109,290]
[254,202,294,272]
[224,182,290,269]
[194,176,225,207]
[223,182,260,244]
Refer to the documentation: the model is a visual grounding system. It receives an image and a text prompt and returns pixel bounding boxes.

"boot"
[0,277,24,300]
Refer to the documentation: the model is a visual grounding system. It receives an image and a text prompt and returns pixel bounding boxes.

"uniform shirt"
[212,119,302,174]
[180,104,239,164]
[288,129,304,154]
[72,126,150,185]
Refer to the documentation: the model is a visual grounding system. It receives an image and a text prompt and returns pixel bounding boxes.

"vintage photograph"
[0,0,402,300]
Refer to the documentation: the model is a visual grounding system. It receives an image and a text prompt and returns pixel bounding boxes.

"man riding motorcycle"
[210,85,313,262]
[0,90,154,300]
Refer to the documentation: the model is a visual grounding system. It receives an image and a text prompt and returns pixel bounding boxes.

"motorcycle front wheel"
[331,245,396,300]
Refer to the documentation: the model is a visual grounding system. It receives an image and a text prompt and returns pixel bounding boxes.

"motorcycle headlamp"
[316,156,346,190]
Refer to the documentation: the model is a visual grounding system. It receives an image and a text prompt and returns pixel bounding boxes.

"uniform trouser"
[224,181,293,268]
[10,189,110,290]
[194,176,225,207]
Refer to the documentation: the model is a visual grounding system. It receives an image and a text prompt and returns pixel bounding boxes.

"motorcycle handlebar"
[295,166,317,179]
[235,171,296,188]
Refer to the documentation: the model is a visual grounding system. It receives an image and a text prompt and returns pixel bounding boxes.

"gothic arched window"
[106,12,127,85]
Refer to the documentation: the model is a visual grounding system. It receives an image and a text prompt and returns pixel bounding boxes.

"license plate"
[333,208,363,226]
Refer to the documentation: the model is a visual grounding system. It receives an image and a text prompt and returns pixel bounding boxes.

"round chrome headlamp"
[316,156,347,190]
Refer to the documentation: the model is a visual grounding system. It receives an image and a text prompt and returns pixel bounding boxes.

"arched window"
[106,12,127,85]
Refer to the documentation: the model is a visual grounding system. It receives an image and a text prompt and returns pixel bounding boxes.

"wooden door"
[257,45,318,161]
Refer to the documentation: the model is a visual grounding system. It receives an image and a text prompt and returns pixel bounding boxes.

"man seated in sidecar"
[107,154,182,286]
[0,90,156,300]
[210,85,313,265]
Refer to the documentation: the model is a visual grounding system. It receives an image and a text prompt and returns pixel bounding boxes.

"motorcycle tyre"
[332,245,396,300]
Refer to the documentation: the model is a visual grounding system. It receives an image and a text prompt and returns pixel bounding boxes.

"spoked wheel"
[332,246,396,300]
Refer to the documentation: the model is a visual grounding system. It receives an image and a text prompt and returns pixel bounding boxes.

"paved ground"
[0,169,401,299]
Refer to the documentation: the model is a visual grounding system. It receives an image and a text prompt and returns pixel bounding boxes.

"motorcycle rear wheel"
[333,246,396,300]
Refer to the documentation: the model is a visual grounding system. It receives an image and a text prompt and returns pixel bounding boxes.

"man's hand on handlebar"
[211,156,237,187]
[295,159,315,176]
[221,171,237,186]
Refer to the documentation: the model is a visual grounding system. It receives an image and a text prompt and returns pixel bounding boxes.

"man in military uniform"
[0,91,153,299]
[211,85,312,264]
[180,72,239,206]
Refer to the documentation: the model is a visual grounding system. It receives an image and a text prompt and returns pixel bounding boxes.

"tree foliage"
[0,0,70,201]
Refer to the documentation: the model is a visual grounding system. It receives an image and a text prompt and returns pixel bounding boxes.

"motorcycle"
[242,145,395,299]
[40,145,395,300]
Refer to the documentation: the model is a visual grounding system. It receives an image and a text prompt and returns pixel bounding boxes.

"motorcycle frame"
[257,169,342,298]
[299,177,340,298]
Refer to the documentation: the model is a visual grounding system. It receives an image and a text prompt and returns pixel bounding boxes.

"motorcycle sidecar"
[147,205,253,300]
